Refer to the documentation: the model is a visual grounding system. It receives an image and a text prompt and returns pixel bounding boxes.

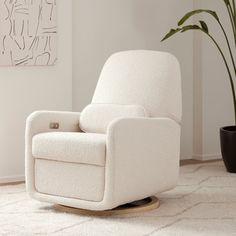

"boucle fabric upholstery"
[92,50,182,123]
[25,50,182,211]
[26,114,180,210]
[106,117,180,206]
[35,159,105,201]
[25,111,81,197]
[80,104,148,133]
[32,132,106,166]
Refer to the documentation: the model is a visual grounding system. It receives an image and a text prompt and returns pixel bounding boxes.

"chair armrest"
[105,117,181,207]
[25,110,81,193]
[26,110,81,137]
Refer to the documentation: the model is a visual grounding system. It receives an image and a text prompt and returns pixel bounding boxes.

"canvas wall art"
[0,0,57,66]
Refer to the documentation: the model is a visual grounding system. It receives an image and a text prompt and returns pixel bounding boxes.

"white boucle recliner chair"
[25,50,182,211]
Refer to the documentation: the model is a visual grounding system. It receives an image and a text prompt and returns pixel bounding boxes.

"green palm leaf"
[178,9,219,26]
[199,21,209,33]
[161,28,181,42]
[223,0,230,6]
[181,24,201,33]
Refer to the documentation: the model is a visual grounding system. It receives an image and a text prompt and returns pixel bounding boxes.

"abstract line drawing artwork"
[0,0,57,66]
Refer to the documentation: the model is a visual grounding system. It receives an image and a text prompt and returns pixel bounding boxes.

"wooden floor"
[180,159,222,166]
[0,159,222,186]
[0,181,25,187]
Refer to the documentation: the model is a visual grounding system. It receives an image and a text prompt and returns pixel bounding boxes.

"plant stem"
[229,1,236,27]
[233,0,236,35]
[226,3,236,46]
[218,20,236,75]
[205,31,236,124]
[229,2,236,26]
[233,0,236,16]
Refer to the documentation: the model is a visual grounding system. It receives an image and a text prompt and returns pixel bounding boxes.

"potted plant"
[162,0,236,172]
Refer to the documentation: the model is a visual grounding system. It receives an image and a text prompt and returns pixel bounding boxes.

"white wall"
[72,0,194,160]
[0,0,72,183]
[1,0,229,183]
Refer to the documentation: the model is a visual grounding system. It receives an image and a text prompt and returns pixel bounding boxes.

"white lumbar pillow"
[80,103,148,133]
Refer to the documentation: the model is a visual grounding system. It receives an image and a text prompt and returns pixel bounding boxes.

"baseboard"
[193,153,222,161]
[0,175,25,184]
[180,156,191,160]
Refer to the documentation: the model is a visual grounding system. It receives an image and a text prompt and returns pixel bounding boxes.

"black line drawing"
[15,54,29,62]
[21,20,25,36]
[22,36,25,50]
[2,35,6,51]
[0,0,57,66]
[42,31,56,34]
[14,39,21,49]
[10,50,13,65]
[44,36,48,51]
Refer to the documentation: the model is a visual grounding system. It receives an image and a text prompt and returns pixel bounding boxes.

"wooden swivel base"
[53,196,160,216]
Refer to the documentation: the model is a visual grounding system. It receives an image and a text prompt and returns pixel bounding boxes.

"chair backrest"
[92,50,182,123]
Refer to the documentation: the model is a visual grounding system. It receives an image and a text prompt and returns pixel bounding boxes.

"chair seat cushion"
[32,132,106,166]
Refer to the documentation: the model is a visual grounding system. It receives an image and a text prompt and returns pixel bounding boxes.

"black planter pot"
[220,126,236,173]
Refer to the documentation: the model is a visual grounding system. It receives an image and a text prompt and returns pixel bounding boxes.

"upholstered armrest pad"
[26,111,81,137]
[25,111,81,193]
[106,117,180,207]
